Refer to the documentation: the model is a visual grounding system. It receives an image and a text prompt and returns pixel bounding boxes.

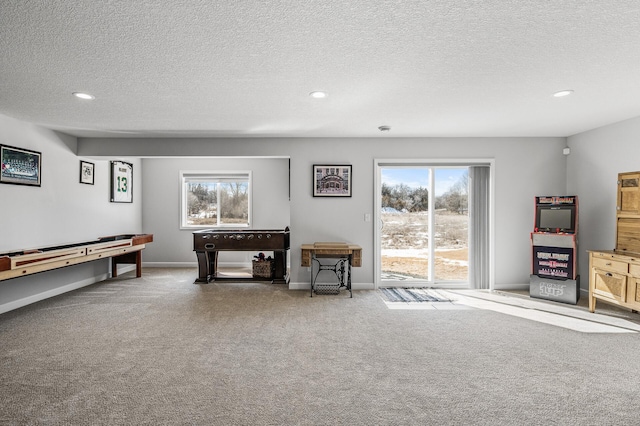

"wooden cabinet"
[617,172,640,216]
[616,218,640,253]
[590,171,640,312]
[588,250,640,313]
[617,172,640,253]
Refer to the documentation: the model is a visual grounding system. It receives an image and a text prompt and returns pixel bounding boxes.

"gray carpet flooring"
[2,268,640,425]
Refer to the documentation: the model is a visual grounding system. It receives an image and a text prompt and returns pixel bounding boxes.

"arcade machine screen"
[537,207,574,232]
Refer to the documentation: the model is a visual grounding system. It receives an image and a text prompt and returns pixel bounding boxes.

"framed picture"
[79,160,94,185]
[0,144,42,187]
[110,160,133,203]
[313,164,352,197]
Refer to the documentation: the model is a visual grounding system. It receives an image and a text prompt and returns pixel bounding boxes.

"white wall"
[5,106,640,310]
[9,107,640,310]
[0,115,142,312]
[141,157,290,265]
[567,116,640,288]
[80,136,568,288]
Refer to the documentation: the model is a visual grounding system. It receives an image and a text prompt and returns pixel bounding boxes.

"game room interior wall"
[6,112,640,311]
[140,157,291,268]
[2,111,575,311]
[566,115,640,286]
[81,136,568,288]
[0,115,142,312]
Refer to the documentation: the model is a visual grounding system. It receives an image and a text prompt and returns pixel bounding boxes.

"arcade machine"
[529,196,579,304]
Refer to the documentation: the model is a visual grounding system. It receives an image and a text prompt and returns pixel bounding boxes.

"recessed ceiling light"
[553,90,574,98]
[73,92,95,100]
[309,91,327,99]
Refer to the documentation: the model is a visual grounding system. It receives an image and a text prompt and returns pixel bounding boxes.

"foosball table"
[193,227,290,284]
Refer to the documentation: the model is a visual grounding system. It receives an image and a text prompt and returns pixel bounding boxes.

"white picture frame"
[110,160,133,203]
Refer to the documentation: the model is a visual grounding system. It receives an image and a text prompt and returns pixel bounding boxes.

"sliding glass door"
[377,164,474,288]
[380,167,431,281]
[433,168,469,282]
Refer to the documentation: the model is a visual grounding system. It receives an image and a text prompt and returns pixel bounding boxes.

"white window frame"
[374,158,495,290]
[180,170,252,229]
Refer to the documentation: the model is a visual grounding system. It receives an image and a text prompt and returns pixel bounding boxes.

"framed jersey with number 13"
[110,160,133,203]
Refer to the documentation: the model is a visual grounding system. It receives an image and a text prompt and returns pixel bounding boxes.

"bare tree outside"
[186,180,249,226]
[220,182,249,223]
[382,168,468,281]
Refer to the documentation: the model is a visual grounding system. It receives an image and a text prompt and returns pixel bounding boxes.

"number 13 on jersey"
[110,161,133,203]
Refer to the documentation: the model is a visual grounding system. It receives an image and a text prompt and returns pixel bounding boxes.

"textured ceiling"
[1,0,640,138]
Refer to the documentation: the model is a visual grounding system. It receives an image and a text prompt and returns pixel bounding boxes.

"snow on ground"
[382,248,428,258]
[382,248,468,266]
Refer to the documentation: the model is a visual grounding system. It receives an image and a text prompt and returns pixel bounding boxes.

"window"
[180,171,251,228]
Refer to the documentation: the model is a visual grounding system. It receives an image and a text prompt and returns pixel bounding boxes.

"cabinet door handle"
[605,262,612,266]
[606,273,613,277]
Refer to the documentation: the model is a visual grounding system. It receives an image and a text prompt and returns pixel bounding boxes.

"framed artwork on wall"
[0,144,42,187]
[80,160,94,185]
[110,160,133,203]
[313,164,352,197]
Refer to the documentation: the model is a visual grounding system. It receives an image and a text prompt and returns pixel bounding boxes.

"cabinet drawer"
[591,256,628,274]
[593,269,627,301]
[629,263,640,277]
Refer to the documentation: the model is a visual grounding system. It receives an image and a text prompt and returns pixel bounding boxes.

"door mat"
[380,288,454,303]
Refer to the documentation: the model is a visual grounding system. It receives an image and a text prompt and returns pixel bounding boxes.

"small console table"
[300,242,362,297]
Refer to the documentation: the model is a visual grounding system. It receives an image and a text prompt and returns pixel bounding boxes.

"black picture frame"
[110,160,133,203]
[80,160,95,185]
[313,164,352,197]
[0,144,42,187]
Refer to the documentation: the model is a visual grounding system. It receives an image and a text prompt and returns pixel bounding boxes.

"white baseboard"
[115,265,137,275]
[352,282,375,290]
[143,262,254,268]
[144,262,198,268]
[288,282,375,291]
[0,265,137,315]
[288,282,309,290]
[0,277,104,314]
[493,283,530,291]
